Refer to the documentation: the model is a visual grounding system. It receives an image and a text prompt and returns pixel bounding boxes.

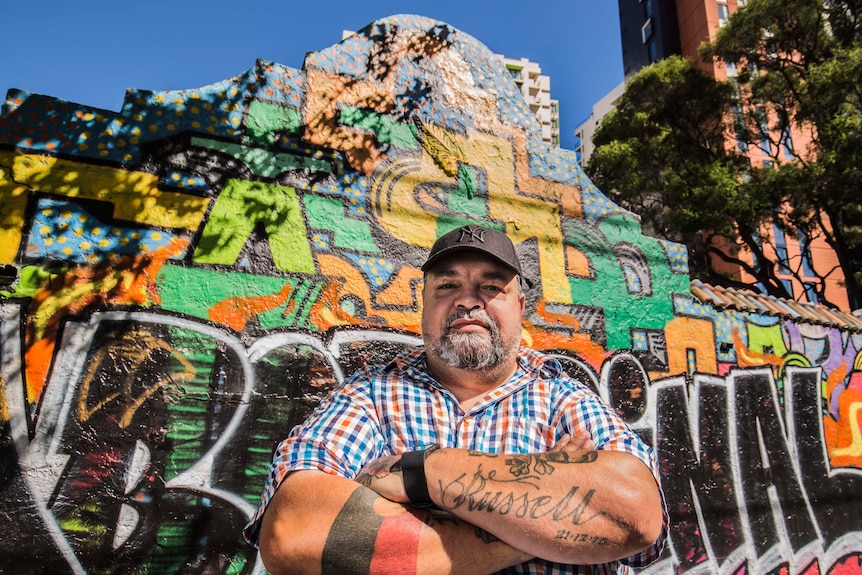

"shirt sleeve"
[242,375,383,547]
[557,381,669,568]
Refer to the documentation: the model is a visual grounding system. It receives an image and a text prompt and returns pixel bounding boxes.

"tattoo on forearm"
[437,459,602,526]
[322,488,421,575]
[356,456,399,487]
[555,530,608,546]
[468,449,499,457]
[475,527,502,544]
[323,489,382,574]
[506,451,598,477]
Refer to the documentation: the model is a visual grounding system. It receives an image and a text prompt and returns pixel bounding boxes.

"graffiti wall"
[1,14,861,575]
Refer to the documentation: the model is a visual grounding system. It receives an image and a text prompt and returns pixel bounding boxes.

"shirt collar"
[386,346,563,383]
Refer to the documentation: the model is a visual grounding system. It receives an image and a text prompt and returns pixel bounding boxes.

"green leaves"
[587,0,862,309]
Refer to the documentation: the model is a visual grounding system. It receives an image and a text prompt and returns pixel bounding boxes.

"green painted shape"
[278,277,311,327]
[340,106,419,149]
[303,194,379,252]
[157,265,327,331]
[433,165,494,238]
[747,322,789,357]
[783,352,812,367]
[162,327,219,482]
[157,264,297,323]
[258,278,323,330]
[193,179,315,273]
[566,214,691,350]
[0,265,61,298]
[191,137,331,178]
[245,99,301,145]
[448,164,486,215]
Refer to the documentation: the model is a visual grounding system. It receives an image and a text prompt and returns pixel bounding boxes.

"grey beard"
[431,309,507,370]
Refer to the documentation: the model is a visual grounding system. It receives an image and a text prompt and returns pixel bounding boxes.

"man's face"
[421,252,526,370]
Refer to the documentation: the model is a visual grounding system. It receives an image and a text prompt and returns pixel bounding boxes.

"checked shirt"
[244,346,668,574]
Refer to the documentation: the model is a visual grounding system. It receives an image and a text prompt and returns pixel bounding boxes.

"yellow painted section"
[317,253,422,331]
[461,129,571,305]
[0,158,30,263]
[11,153,210,229]
[664,316,718,376]
[368,126,573,305]
[369,156,449,248]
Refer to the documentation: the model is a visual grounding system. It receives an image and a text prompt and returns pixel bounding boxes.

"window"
[775,246,790,273]
[780,278,794,298]
[778,111,795,160]
[648,41,657,62]
[804,282,819,304]
[642,18,654,43]
[755,108,771,157]
[507,65,523,83]
[733,104,748,153]
[718,3,730,26]
[773,223,791,274]
[644,0,653,18]
[798,232,817,277]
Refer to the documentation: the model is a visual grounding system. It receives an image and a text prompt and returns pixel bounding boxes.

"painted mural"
[1,13,861,575]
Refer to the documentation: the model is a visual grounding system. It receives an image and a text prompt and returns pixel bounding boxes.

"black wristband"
[400,445,440,508]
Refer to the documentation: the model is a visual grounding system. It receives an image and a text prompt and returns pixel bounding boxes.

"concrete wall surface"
[1,14,860,575]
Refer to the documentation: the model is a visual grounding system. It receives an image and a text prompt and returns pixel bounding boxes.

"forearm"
[258,470,531,575]
[424,448,664,565]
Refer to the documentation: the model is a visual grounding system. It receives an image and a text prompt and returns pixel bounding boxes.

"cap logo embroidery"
[457,225,486,244]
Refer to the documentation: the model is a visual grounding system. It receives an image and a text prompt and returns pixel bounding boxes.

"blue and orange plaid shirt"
[244,347,668,574]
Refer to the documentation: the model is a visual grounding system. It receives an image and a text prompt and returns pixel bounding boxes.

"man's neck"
[425,355,519,409]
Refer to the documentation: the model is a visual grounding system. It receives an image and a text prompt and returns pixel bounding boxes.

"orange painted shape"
[208,282,294,332]
[373,266,424,309]
[565,244,592,278]
[664,316,719,376]
[303,69,393,174]
[24,338,54,402]
[731,328,783,369]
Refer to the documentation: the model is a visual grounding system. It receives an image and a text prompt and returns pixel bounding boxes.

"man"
[244,224,668,574]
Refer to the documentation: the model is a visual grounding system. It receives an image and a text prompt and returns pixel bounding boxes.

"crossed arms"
[257,439,664,574]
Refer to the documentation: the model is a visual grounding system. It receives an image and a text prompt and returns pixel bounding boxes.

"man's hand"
[551,432,596,453]
[356,454,409,503]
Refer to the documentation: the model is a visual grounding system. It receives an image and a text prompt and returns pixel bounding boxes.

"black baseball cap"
[421,224,522,275]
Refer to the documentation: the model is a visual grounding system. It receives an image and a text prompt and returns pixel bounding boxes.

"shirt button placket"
[458,413,477,445]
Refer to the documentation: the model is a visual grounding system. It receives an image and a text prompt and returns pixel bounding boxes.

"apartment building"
[608,0,850,309]
[574,82,625,168]
[499,56,561,146]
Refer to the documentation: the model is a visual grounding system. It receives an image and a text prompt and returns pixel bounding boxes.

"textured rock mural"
[1,13,861,575]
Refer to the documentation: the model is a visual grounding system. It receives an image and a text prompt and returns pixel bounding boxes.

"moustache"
[444,309,497,332]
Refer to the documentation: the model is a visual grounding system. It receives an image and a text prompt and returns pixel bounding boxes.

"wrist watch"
[399,444,441,508]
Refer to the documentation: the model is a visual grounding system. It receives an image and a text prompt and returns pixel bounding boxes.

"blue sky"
[0,1,623,150]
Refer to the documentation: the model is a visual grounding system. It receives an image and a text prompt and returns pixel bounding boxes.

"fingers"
[570,431,596,450]
[550,434,572,451]
[551,432,595,452]
[355,455,410,503]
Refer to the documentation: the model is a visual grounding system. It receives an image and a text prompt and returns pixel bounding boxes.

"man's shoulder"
[349,346,427,380]
[516,347,600,397]
[517,346,564,378]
